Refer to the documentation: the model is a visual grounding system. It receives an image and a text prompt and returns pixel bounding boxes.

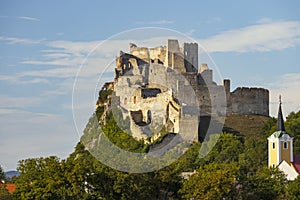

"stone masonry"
[105,39,269,141]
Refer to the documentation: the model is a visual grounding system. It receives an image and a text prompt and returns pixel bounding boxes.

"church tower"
[268,96,293,168]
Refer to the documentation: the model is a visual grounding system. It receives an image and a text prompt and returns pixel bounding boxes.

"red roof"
[292,154,300,174]
[0,182,16,193]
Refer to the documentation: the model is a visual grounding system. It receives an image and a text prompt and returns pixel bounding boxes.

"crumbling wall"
[150,46,166,64]
[172,52,185,73]
[230,87,269,116]
[168,100,181,133]
[130,43,150,63]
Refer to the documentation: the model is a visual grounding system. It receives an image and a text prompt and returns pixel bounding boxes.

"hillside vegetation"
[2,89,300,199]
[224,114,270,139]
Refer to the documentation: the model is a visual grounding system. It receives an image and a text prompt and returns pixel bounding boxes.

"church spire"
[276,95,286,132]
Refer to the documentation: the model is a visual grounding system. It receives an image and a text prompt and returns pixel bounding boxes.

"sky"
[1,0,300,171]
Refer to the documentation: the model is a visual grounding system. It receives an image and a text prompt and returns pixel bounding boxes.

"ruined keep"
[99,39,269,141]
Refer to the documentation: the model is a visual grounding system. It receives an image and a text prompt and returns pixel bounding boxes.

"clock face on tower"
[283,135,287,141]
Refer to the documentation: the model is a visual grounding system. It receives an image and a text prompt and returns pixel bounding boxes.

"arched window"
[124,97,127,106]
[284,142,288,149]
[272,142,275,149]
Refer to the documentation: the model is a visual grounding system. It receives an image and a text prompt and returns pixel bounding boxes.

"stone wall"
[230,87,269,116]
[183,42,198,72]
[150,46,166,64]
[110,39,270,142]
[130,44,150,63]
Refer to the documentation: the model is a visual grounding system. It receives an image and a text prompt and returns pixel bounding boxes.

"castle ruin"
[99,39,269,141]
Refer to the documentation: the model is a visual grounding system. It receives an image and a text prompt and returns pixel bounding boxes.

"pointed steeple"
[276,95,286,132]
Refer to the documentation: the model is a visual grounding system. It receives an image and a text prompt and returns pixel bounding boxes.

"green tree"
[286,176,300,200]
[260,117,276,138]
[179,163,241,199]
[63,142,99,200]
[202,133,244,164]
[0,166,4,181]
[238,139,267,172]
[286,110,300,154]
[240,166,287,200]
[0,184,12,200]
[13,156,66,200]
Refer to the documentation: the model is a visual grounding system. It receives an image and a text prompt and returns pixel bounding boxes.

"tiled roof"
[0,183,16,193]
[292,154,300,174]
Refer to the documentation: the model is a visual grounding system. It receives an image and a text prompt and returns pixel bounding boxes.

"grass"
[224,114,270,140]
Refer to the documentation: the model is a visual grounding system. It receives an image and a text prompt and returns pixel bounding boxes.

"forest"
[1,107,300,199]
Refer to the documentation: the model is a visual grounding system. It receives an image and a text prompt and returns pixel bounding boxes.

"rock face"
[100,39,269,141]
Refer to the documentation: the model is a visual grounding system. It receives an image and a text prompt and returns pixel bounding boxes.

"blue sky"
[1,0,300,171]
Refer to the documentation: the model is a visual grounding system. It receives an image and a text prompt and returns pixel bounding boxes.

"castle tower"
[268,96,293,168]
[183,43,198,72]
[165,39,185,72]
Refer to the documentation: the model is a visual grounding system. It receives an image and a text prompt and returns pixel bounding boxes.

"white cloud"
[0,36,43,45]
[199,20,300,52]
[0,94,41,109]
[18,16,40,22]
[18,36,184,80]
[0,75,49,84]
[268,73,300,117]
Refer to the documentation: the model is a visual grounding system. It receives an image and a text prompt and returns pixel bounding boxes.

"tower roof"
[268,96,290,139]
[276,95,286,132]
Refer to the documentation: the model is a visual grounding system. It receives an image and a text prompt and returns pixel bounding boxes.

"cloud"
[19,36,184,79]
[18,16,40,22]
[268,73,300,117]
[0,94,41,109]
[19,20,300,74]
[200,20,300,52]
[0,75,49,84]
[0,36,43,45]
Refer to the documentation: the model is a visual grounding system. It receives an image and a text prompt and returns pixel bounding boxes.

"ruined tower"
[183,42,198,72]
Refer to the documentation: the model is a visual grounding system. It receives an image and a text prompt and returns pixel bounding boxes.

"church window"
[272,142,275,149]
[133,96,136,104]
[272,164,275,168]
[284,142,288,149]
